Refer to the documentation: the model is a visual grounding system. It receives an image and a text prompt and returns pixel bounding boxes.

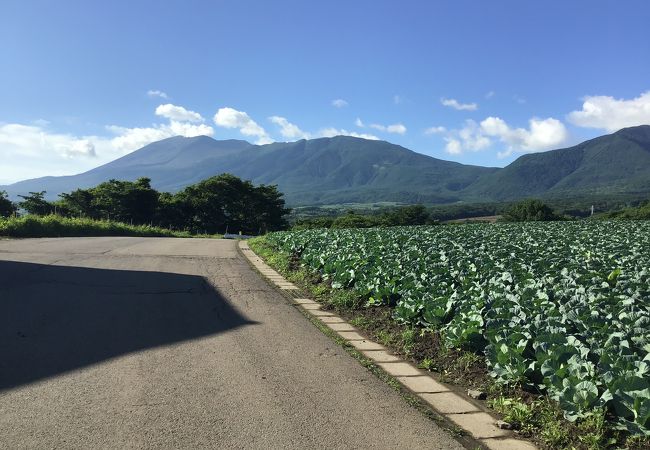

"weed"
[577,409,612,449]
[349,316,371,328]
[375,330,393,346]
[488,396,533,428]
[328,289,363,309]
[454,351,481,372]
[418,357,436,371]
[400,327,417,355]
[0,214,204,238]
[536,402,570,447]
[312,284,328,298]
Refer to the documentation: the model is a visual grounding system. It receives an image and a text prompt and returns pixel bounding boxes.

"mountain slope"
[2,125,650,205]
[2,136,497,205]
[464,125,650,201]
[222,137,497,204]
[2,136,254,197]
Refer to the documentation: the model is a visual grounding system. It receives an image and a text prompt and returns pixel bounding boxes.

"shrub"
[502,199,559,222]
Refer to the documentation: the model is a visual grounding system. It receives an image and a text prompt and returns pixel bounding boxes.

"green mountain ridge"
[464,126,650,201]
[3,125,650,206]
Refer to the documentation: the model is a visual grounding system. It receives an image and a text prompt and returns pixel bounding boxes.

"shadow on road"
[0,260,257,391]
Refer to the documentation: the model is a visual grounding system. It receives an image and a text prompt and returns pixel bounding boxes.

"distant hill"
[3,125,650,205]
[463,125,650,201]
[2,137,254,197]
[2,135,497,205]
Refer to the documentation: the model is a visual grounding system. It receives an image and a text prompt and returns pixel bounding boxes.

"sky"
[1,0,650,184]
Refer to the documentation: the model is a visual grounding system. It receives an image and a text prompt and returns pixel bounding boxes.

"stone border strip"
[238,240,538,450]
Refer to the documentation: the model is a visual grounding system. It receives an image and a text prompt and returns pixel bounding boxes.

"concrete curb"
[239,240,538,450]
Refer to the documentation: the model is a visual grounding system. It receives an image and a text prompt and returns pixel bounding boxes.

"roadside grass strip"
[239,240,538,450]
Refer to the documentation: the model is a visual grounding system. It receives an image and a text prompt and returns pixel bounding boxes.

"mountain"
[1,137,254,199]
[225,138,497,204]
[2,136,497,205]
[2,125,650,205]
[463,125,650,201]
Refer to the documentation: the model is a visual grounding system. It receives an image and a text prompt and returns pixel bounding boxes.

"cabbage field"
[265,221,650,435]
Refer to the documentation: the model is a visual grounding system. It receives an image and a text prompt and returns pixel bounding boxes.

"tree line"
[0,174,290,235]
[292,204,436,229]
[291,199,569,229]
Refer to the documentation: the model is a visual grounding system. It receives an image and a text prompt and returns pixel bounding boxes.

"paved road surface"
[0,237,464,449]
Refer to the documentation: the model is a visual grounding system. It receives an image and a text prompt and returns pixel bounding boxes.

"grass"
[0,214,221,238]
[248,235,650,450]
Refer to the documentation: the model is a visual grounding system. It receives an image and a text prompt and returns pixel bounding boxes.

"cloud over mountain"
[440,117,568,156]
[213,107,271,144]
[481,116,568,157]
[269,116,311,140]
[369,123,407,135]
[155,104,204,123]
[568,91,650,132]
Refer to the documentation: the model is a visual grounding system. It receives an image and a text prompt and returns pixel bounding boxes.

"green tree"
[601,199,650,220]
[18,191,54,216]
[87,178,158,224]
[383,204,430,226]
[0,190,17,217]
[331,213,381,229]
[502,199,559,222]
[179,173,289,234]
[45,174,289,234]
[155,192,191,230]
[292,216,336,230]
[57,188,95,218]
[250,184,291,233]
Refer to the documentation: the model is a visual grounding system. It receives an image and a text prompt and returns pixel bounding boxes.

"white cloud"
[147,90,169,99]
[567,91,650,132]
[33,119,51,127]
[64,139,96,158]
[369,122,407,134]
[513,95,526,104]
[331,99,348,108]
[480,116,568,157]
[393,95,403,104]
[155,103,203,123]
[436,116,568,157]
[0,102,217,183]
[0,122,117,183]
[319,127,379,140]
[424,126,446,135]
[445,139,462,155]
[452,120,491,153]
[0,123,99,160]
[485,91,495,99]
[269,116,311,140]
[265,114,384,141]
[213,107,271,144]
[167,121,213,137]
[387,124,406,134]
[441,98,478,111]
[479,117,510,136]
[107,120,214,153]
[106,125,171,152]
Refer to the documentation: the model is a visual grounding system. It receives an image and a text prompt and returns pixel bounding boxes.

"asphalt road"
[0,237,464,449]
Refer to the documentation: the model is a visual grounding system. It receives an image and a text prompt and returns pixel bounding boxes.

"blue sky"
[1,0,650,183]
